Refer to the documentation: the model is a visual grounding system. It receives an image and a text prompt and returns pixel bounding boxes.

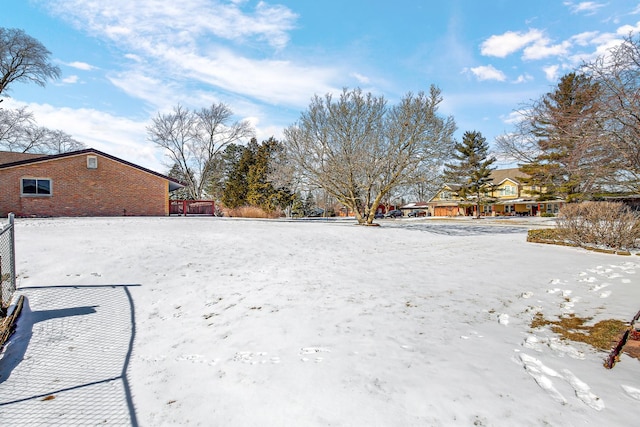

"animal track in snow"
[233,351,279,365]
[176,354,220,366]
[300,347,331,363]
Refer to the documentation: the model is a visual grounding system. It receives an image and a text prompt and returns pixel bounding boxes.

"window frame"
[87,155,98,169]
[21,177,53,197]
[499,185,517,197]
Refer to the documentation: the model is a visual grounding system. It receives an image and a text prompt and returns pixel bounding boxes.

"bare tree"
[148,103,254,199]
[40,128,86,153]
[0,27,61,99]
[582,33,640,178]
[0,106,84,153]
[0,106,34,150]
[283,86,456,225]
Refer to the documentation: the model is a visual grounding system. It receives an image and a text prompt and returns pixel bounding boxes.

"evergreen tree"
[290,192,305,217]
[444,130,496,218]
[303,192,315,215]
[247,138,279,211]
[168,163,195,200]
[518,73,610,201]
[221,138,294,212]
[221,139,257,208]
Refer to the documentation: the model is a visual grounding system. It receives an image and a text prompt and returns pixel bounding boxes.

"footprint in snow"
[518,353,604,410]
[590,283,610,292]
[561,369,605,411]
[519,353,566,405]
[621,385,640,400]
[233,351,278,365]
[497,313,509,325]
[300,347,331,362]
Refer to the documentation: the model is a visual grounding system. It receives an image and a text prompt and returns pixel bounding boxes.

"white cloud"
[62,75,79,84]
[570,31,601,46]
[351,73,370,85]
[480,29,545,58]
[616,21,640,35]
[564,1,607,15]
[543,65,560,82]
[39,0,297,50]
[523,39,571,60]
[2,98,163,172]
[66,61,96,71]
[467,65,506,82]
[34,0,337,111]
[513,73,533,84]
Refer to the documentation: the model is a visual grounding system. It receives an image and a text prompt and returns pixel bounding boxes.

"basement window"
[87,155,98,169]
[21,178,52,196]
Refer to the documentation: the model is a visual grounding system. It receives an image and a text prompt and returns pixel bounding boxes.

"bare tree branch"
[148,103,255,199]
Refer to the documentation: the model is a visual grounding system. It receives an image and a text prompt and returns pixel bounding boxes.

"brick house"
[0,148,183,217]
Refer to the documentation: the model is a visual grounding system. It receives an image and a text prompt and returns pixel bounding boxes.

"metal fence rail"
[169,200,216,216]
[0,213,16,312]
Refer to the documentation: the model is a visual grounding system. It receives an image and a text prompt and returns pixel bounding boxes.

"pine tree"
[303,192,315,215]
[247,137,285,212]
[221,138,294,212]
[167,163,195,200]
[444,131,496,218]
[519,72,609,201]
[221,139,257,208]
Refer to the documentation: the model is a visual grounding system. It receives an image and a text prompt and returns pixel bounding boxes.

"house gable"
[429,184,463,203]
[493,177,520,199]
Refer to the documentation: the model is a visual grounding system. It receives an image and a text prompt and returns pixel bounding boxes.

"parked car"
[374,212,385,219]
[408,210,427,217]
[384,209,403,218]
[307,208,325,217]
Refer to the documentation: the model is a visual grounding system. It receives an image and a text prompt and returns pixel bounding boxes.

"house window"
[504,205,514,213]
[547,203,559,214]
[440,191,452,200]
[87,155,98,169]
[500,185,516,196]
[21,178,52,196]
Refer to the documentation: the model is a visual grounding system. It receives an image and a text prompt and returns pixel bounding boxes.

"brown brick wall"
[0,153,170,217]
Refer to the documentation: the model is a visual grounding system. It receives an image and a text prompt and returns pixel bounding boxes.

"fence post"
[9,213,15,291]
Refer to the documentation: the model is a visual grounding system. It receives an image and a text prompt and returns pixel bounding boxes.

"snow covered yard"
[2,216,640,426]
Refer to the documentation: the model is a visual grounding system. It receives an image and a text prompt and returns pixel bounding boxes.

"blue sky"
[2,0,639,172]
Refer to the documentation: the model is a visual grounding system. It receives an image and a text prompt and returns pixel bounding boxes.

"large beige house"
[426,168,565,217]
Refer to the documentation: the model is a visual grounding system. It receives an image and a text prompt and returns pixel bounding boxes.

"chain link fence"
[1,213,16,313]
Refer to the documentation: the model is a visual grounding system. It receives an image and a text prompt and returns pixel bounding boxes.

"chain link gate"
[0,213,16,312]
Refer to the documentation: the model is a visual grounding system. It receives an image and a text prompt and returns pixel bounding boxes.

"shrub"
[556,202,640,250]
[222,206,282,219]
[527,228,562,243]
